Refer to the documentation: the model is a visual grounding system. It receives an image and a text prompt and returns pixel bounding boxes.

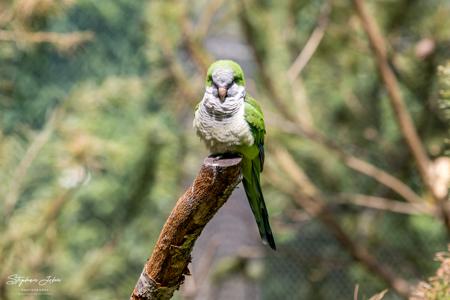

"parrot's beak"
[218,87,227,101]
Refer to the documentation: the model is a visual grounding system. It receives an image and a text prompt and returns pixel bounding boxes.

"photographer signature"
[6,274,62,287]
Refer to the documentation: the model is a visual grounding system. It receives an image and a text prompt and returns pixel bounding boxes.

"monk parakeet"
[193,60,276,250]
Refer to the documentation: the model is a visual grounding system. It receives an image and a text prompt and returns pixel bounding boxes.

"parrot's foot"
[209,152,241,161]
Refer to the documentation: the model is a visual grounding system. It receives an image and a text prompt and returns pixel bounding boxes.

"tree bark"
[182,184,263,300]
[130,156,242,300]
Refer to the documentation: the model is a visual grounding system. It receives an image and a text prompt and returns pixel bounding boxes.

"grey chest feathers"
[193,89,254,154]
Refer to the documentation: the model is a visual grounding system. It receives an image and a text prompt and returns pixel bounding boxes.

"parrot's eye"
[207,75,213,86]
[234,74,244,85]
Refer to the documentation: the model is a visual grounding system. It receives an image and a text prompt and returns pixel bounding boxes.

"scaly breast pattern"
[194,97,254,154]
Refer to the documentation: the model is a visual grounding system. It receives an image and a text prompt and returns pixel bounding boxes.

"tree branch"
[130,156,242,300]
[287,2,330,83]
[351,0,431,194]
[269,146,412,298]
[0,30,94,52]
[180,11,212,74]
[338,194,435,215]
[195,0,226,39]
[267,113,423,204]
[352,0,450,236]
[3,108,61,221]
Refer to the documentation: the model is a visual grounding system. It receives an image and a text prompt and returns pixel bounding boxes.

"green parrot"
[193,60,276,250]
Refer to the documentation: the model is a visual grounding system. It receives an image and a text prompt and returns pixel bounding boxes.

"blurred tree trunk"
[182,185,263,300]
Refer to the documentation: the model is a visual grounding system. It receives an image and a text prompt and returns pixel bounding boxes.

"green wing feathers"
[244,96,265,168]
[243,96,276,250]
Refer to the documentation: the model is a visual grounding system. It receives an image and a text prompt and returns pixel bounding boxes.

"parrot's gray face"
[207,68,245,102]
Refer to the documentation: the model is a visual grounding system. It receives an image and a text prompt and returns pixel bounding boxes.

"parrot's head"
[205,60,246,102]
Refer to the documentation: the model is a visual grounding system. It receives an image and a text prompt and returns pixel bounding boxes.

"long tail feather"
[242,161,276,250]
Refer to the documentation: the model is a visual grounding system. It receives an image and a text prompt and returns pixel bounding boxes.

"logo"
[6,274,62,295]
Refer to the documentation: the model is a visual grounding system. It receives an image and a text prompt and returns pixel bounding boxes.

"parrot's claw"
[209,152,241,161]
[208,153,223,161]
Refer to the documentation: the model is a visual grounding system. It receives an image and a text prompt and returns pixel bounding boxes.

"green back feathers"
[244,96,265,168]
[206,60,246,86]
[244,96,265,145]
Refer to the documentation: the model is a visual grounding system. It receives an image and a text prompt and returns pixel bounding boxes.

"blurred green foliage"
[0,0,449,299]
